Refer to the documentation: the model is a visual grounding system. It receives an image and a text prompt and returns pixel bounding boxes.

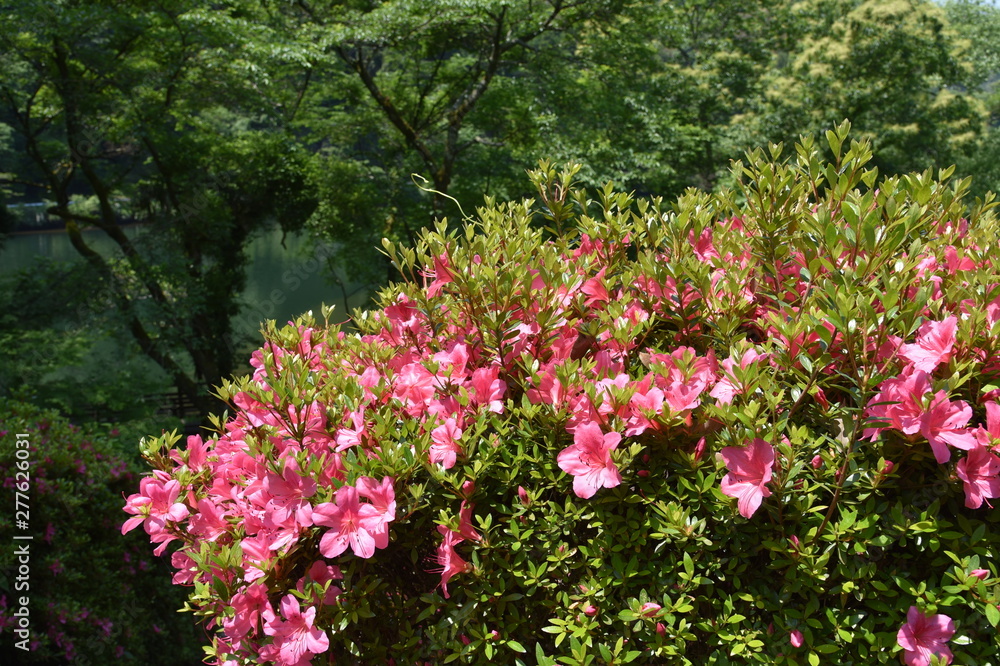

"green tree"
[0,0,317,413]
[944,0,1000,197]
[752,0,986,177]
[235,0,622,282]
[532,0,798,194]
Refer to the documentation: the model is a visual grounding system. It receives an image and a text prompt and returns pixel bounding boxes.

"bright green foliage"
[133,125,1000,663]
[756,0,986,178]
[281,0,995,267]
[538,0,799,195]
[946,0,1000,199]
[0,400,201,664]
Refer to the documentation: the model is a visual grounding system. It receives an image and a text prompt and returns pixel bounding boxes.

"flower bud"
[583,604,598,616]
[811,455,822,469]
[970,569,990,580]
[790,630,804,648]
[814,387,829,411]
[517,486,530,506]
[639,602,661,618]
[693,437,707,462]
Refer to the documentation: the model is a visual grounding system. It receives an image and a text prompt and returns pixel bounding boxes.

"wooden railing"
[82,386,205,431]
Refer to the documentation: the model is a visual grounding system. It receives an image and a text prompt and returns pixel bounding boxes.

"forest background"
[2,0,1000,662]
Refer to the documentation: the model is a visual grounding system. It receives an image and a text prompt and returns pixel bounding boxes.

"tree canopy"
[3,0,1000,416]
[0,0,317,412]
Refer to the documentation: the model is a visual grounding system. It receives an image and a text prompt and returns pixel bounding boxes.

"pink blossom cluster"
[863,315,1000,508]
[121,204,1000,663]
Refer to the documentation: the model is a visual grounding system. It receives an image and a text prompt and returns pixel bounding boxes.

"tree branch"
[339,44,442,183]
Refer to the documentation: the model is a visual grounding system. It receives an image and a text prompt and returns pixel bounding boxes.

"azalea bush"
[126,123,1000,665]
[0,399,201,665]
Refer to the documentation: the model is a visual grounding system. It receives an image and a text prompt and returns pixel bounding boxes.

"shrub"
[128,123,1000,664]
[0,399,202,665]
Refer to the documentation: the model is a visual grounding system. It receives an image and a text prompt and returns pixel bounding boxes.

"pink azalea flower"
[556,422,623,499]
[526,365,566,406]
[263,460,317,527]
[864,368,931,439]
[624,376,664,436]
[169,434,208,472]
[382,294,423,345]
[900,316,958,373]
[662,381,703,414]
[312,485,381,559]
[223,582,271,640]
[187,498,230,542]
[432,343,470,387]
[458,501,482,542]
[122,472,190,536]
[976,400,1000,445]
[719,438,775,518]
[434,525,470,599]
[262,595,329,666]
[241,532,278,568]
[335,409,366,451]
[171,551,198,585]
[424,252,454,297]
[955,444,1000,508]
[355,476,396,549]
[789,629,804,648]
[581,268,610,306]
[919,392,977,464]
[393,363,437,416]
[943,246,975,274]
[690,227,719,262]
[470,366,505,413]
[710,348,766,405]
[284,401,329,444]
[897,607,955,666]
[296,561,343,605]
[430,418,463,469]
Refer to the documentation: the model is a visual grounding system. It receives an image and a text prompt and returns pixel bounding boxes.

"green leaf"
[507,640,527,653]
[986,604,1000,628]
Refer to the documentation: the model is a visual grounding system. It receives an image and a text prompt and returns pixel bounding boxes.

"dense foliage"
[4,0,1000,417]
[128,127,1000,664]
[0,0,318,413]
[0,399,201,665]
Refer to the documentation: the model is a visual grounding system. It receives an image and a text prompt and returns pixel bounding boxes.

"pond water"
[1,225,372,342]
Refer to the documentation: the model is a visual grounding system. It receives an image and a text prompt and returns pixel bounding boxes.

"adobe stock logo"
[231,241,341,342]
